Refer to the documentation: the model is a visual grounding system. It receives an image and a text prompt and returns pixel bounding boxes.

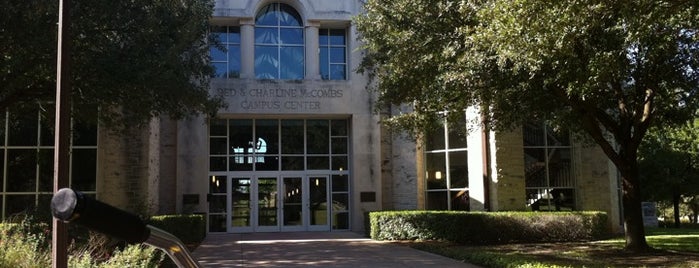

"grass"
[408,227,699,268]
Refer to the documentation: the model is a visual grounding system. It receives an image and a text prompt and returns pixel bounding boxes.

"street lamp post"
[52,0,71,267]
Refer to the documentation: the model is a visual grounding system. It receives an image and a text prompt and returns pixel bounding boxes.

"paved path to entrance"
[192,232,481,267]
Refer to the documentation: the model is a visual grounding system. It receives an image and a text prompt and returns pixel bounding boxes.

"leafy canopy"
[1,0,223,128]
[357,0,699,150]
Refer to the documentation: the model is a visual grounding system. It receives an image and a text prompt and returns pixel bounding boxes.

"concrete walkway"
[192,232,481,267]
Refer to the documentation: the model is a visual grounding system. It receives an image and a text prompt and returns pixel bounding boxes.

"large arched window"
[255,3,304,80]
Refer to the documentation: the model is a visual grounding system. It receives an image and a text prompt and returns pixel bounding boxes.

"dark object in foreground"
[51,188,201,268]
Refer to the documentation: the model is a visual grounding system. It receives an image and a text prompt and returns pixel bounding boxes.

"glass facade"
[0,105,97,220]
[255,3,304,79]
[208,118,350,232]
[424,112,469,210]
[523,122,575,211]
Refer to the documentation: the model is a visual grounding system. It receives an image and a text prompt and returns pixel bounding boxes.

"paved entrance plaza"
[192,232,481,267]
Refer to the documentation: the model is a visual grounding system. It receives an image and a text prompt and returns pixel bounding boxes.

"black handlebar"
[51,188,202,267]
[51,188,150,243]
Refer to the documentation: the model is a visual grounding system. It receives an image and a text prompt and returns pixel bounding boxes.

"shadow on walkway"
[192,232,480,267]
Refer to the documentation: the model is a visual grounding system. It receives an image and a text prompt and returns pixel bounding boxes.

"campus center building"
[0,0,621,233]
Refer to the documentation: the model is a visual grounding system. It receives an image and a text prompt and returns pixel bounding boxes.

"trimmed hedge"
[369,211,608,244]
[147,214,206,244]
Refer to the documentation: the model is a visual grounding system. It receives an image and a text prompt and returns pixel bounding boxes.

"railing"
[51,188,201,268]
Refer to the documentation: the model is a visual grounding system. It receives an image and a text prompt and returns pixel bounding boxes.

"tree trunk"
[619,160,651,252]
[673,192,681,228]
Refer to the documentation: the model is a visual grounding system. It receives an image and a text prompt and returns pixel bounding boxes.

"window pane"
[227,45,241,78]
[209,214,226,232]
[281,120,304,154]
[548,148,573,187]
[320,47,329,80]
[278,4,302,26]
[229,120,253,154]
[546,125,570,146]
[39,106,54,146]
[255,27,279,44]
[225,27,241,44]
[210,26,227,41]
[425,152,446,189]
[255,156,279,171]
[332,193,348,211]
[329,64,346,80]
[209,175,227,193]
[210,157,226,171]
[523,122,545,146]
[331,156,347,171]
[331,120,347,136]
[448,151,468,188]
[332,175,348,192]
[7,149,36,192]
[306,120,329,154]
[426,191,448,210]
[6,195,35,216]
[281,156,304,170]
[212,62,228,78]
[331,137,347,154]
[230,156,253,171]
[210,46,226,62]
[524,148,546,187]
[71,149,96,191]
[280,28,303,45]
[209,195,226,213]
[450,190,469,211]
[210,119,227,136]
[329,47,345,63]
[255,4,278,26]
[426,126,445,150]
[280,46,304,80]
[38,149,53,192]
[256,120,279,154]
[448,116,468,148]
[255,45,278,79]
[319,30,329,45]
[332,212,349,230]
[0,110,5,143]
[307,156,329,170]
[8,108,38,146]
[210,137,227,155]
[329,29,346,45]
[72,120,97,146]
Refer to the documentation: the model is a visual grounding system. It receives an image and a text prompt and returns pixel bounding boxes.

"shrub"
[0,220,50,268]
[147,214,206,244]
[370,211,608,244]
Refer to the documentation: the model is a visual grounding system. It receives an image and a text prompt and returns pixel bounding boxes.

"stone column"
[240,18,255,79]
[305,21,320,80]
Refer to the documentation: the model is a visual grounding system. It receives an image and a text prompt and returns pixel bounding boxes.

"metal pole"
[52,0,71,267]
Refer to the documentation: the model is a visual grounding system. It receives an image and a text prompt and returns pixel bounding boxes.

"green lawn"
[409,227,699,268]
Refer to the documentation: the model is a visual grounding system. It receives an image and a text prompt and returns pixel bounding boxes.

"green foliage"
[148,214,206,244]
[0,221,51,268]
[357,0,699,250]
[1,0,223,129]
[411,244,574,268]
[369,211,609,244]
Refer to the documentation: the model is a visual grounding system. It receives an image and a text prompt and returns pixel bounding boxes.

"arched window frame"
[254,3,305,80]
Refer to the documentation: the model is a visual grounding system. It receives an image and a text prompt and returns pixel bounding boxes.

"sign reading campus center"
[216,85,346,112]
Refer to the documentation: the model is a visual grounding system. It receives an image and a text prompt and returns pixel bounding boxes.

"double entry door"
[228,174,330,232]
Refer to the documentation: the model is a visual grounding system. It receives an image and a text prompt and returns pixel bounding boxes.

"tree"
[639,120,699,227]
[356,0,699,252]
[0,0,223,128]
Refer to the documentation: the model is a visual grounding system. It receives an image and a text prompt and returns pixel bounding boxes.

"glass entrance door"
[308,176,330,231]
[226,175,331,233]
[281,176,330,232]
[255,177,280,232]
[230,177,253,233]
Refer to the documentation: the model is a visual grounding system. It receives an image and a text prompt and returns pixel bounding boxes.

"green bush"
[369,211,608,244]
[0,221,51,268]
[148,214,206,244]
